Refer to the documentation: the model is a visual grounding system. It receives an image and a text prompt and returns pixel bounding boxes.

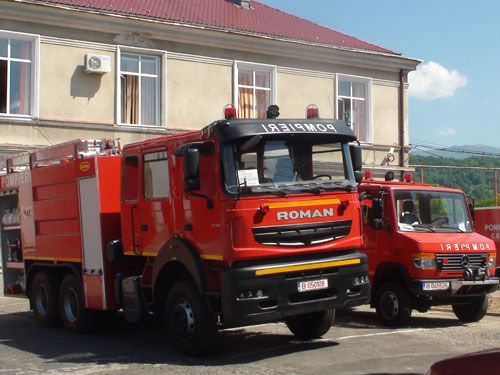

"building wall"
[277,73,335,119]
[0,9,417,173]
[40,44,115,124]
[167,59,232,130]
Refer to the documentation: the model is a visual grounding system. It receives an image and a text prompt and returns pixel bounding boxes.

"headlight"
[487,254,496,267]
[412,253,437,269]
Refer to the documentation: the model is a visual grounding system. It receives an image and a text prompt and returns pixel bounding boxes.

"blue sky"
[258,0,500,148]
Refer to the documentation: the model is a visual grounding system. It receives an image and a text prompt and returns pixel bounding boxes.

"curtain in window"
[238,87,253,119]
[121,75,139,124]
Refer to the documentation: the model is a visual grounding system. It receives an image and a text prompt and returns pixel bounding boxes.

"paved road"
[1,289,499,375]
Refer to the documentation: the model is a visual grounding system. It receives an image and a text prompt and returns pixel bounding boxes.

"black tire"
[285,310,335,340]
[375,282,412,327]
[165,281,215,355]
[31,271,60,327]
[452,295,488,323]
[58,274,96,333]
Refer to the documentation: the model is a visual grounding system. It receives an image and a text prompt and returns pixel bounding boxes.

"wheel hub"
[35,285,49,316]
[380,291,399,319]
[63,287,79,323]
[171,298,195,342]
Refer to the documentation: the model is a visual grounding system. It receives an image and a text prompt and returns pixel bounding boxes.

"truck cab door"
[361,194,393,280]
[121,154,142,254]
[138,149,172,256]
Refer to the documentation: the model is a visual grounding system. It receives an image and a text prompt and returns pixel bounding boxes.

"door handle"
[141,224,149,231]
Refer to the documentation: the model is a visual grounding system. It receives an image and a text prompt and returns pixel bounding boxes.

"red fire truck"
[474,207,500,276]
[358,173,498,327]
[0,108,369,354]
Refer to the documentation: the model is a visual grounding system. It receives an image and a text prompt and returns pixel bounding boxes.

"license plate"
[422,281,450,291]
[297,279,328,292]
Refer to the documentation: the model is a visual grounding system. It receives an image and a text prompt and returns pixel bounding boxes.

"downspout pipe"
[399,69,405,180]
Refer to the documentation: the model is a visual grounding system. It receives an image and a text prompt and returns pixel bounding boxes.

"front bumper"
[221,250,370,328]
[409,277,499,299]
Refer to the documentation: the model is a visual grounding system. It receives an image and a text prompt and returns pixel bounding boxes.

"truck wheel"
[375,282,412,327]
[165,280,215,355]
[59,274,96,333]
[285,310,335,340]
[452,295,488,323]
[31,271,60,327]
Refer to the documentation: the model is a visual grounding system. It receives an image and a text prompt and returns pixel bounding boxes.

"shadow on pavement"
[336,308,463,330]
[0,310,338,367]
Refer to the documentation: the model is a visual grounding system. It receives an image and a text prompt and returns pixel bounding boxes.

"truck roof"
[358,180,466,195]
[207,118,356,143]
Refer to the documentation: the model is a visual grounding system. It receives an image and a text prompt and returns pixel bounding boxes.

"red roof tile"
[32,0,399,55]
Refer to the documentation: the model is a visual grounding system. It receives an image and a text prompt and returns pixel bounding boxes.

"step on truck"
[358,172,499,327]
[0,106,370,354]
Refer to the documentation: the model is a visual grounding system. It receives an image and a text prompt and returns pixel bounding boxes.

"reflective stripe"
[267,199,340,208]
[255,258,361,276]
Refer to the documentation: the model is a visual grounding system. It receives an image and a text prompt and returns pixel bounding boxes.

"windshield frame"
[393,189,473,233]
[220,137,357,198]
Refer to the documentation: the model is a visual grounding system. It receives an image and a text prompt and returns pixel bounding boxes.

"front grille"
[436,253,487,271]
[252,220,352,247]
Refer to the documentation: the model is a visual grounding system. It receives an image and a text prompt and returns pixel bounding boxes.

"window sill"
[115,123,166,130]
[0,114,34,122]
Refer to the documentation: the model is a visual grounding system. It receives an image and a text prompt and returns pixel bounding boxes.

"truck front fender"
[152,238,206,295]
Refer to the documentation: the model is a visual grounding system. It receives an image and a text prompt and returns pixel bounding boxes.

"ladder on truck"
[0,139,121,175]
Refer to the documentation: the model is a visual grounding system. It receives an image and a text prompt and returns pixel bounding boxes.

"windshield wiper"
[280,182,326,194]
[319,180,357,191]
[434,225,465,233]
[412,224,436,232]
[258,185,289,196]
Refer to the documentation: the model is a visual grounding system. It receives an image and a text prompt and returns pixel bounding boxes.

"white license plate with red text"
[422,281,450,291]
[297,279,328,292]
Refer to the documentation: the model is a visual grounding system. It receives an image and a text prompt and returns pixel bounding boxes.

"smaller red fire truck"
[1,106,370,354]
[358,172,499,326]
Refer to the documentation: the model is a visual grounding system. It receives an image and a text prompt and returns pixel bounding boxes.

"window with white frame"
[119,52,161,126]
[337,75,371,143]
[0,32,39,117]
[235,62,276,119]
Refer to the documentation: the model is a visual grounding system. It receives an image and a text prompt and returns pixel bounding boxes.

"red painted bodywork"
[427,348,500,375]
[1,151,122,309]
[474,207,500,262]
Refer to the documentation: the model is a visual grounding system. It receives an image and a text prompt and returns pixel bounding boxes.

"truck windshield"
[394,190,472,233]
[221,139,356,197]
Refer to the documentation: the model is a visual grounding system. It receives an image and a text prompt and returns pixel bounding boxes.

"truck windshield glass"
[222,139,355,196]
[394,190,472,233]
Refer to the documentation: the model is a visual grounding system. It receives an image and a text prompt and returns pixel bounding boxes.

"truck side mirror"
[185,148,200,191]
[467,198,475,222]
[350,145,363,183]
[372,197,384,230]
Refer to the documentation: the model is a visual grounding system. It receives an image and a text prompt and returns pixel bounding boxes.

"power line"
[410,143,500,158]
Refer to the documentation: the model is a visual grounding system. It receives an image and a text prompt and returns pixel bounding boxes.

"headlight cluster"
[353,275,369,285]
[412,253,437,269]
[485,254,496,267]
[238,289,268,300]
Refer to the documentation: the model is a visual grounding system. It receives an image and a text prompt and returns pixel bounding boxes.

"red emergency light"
[306,104,319,119]
[224,104,237,120]
[364,170,373,180]
[404,173,414,183]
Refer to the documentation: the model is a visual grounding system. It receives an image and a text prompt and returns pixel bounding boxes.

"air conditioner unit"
[84,54,111,74]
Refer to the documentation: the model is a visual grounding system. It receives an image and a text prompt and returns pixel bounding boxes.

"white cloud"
[434,128,456,136]
[408,61,467,100]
